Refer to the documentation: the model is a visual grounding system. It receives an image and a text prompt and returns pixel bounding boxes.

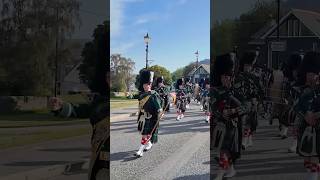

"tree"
[109,54,135,92]
[79,21,109,95]
[212,19,236,56]
[148,65,172,85]
[135,65,172,90]
[0,0,80,95]
[171,68,184,83]
[182,62,197,78]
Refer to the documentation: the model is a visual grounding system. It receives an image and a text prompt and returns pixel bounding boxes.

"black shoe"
[281,135,288,139]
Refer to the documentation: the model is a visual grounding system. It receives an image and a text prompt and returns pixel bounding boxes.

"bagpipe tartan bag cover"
[212,122,226,156]
[299,126,318,156]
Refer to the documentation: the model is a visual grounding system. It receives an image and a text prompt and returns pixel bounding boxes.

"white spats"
[242,137,248,149]
[144,141,153,151]
[176,114,181,121]
[214,170,226,180]
[135,144,146,157]
[248,135,253,147]
[181,113,184,118]
[281,127,288,139]
[224,165,236,178]
[288,139,297,153]
[205,115,210,123]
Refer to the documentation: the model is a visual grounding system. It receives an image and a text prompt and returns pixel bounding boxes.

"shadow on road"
[4,161,68,166]
[110,150,137,162]
[173,173,209,180]
[39,147,90,152]
[111,111,209,136]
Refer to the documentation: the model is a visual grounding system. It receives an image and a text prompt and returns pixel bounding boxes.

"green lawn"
[110,98,138,110]
[0,126,90,149]
[60,94,88,104]
[0,109,87,128]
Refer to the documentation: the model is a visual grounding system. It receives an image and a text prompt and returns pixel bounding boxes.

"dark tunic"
[201,88,210,111]
[280,80,303,127]
[138,90,162,143]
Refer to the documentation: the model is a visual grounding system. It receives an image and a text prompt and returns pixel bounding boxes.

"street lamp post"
[144,33,150,69]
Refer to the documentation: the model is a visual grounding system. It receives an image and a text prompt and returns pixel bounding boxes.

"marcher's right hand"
[48,97,63,111]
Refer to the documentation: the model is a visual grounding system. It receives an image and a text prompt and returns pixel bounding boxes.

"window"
[293,20,299,36]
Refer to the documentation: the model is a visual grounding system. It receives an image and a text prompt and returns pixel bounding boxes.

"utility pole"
[276,0,280,69]
[195,50,199,69]
[54,3,59,97]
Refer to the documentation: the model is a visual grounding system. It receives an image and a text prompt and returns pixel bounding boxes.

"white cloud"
[110,0,123,38]
[134,17,150,25]
[111,0,145,38]
[133,13,159,25]
[111,41,137,54]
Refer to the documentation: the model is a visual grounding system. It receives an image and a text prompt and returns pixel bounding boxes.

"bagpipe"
[211,89,243,155]
[294,88,320,156]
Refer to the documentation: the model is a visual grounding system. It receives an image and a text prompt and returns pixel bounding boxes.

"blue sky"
[110,0,210,74]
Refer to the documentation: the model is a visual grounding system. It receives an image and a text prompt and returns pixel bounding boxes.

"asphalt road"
[211,117,309,180]
[110,102,210,180]
[46,102,210,180]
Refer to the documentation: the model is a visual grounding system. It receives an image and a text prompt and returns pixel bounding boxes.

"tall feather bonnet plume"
[213,53,234,87]
[139,70,154,92]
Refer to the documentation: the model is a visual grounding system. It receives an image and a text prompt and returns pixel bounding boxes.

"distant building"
[187,64,210,83]
[59,39,91,95]
[249,9,320,69]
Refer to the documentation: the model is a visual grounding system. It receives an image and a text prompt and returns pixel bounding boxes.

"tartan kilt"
[279,105,296,127]
[244,111,258,132]
[176,99,186,112]
[141,118,158,136]
[220,120,242,161]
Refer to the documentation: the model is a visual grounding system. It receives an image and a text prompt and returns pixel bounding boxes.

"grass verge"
[0,126,90,150]
[110,98,137,110]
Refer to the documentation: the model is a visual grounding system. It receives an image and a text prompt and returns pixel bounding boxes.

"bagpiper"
[199,78,206,110]
[279,54,303,149]
[154,76,170,112]
[194,83,201,105]
[234,51,264,150]
[185,78,193,109]
[176,78,187,121]
[202,78,210,123]
[49,94,109,180]
[294,51,320,180]
[136,70,163,157]
[211,53,246,180]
